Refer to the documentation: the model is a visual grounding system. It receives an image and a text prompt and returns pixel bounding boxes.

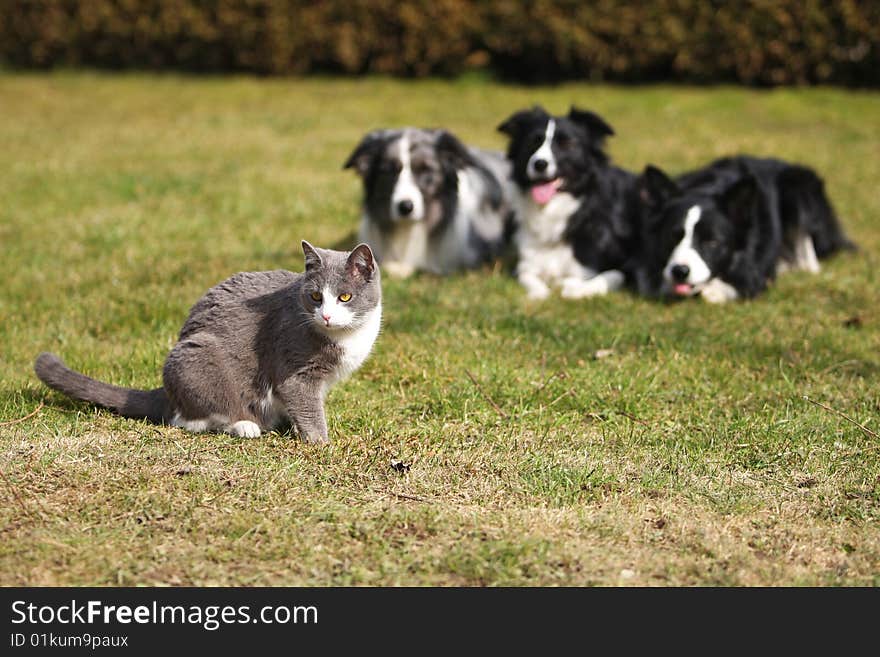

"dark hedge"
[1,0,878,86]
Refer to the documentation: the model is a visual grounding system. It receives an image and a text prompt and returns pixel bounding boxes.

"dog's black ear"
[639,165,679,207]
[436,130,478,171]
[719,175,759,226]
[568,107,615,139]
[343,130,393,177]
[497,106,547,139]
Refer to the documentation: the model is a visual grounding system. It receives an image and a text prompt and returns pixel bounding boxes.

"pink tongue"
[531,181,559,205]
[674,283,692,296]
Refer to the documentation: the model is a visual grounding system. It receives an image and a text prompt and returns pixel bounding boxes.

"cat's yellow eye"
[310,291,323,303]
[338,293,352,303]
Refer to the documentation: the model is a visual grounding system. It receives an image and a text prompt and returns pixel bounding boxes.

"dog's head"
[344,128,477,230]
[497,105,614,205]
[639,165,759,298]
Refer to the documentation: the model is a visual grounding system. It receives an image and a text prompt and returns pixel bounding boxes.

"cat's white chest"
[326,303,382,391]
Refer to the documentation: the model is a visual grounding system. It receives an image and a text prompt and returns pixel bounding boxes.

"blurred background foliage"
[1,0,878,86]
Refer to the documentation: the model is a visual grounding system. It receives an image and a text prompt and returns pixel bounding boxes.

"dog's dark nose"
[397,199,414,216]
[533,159,549,173]
[670,264,690,281]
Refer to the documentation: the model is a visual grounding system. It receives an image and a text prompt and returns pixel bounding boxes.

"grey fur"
[34,242,381,443]
[344,127,515,276]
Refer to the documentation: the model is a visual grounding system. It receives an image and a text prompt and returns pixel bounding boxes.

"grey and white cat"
[34,241,382,443]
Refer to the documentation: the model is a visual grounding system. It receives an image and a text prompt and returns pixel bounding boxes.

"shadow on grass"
[1,385,88,417]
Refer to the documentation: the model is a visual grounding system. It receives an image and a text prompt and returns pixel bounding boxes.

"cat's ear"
[301,240,323,272]
[346,243,376,281]
[343,130,393,177]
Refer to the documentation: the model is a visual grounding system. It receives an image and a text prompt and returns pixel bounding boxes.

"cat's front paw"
[301,432,330,445]
[228,420,262,438]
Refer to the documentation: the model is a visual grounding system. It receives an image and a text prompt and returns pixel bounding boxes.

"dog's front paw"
[519,272,551,300]
[700,278,739,304]
[383,261,416,279]
[524,283,551,300]
[561,277,602,299]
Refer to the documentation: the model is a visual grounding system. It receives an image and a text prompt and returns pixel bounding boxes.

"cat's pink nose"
[322,313,331,323]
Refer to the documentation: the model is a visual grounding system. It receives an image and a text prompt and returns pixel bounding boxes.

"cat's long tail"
[34,352,170,423]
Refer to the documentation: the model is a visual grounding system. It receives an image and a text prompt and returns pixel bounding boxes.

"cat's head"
[299,241,381,332]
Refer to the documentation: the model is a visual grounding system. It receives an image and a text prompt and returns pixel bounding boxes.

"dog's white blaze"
[665,205,712,285]
[527,119,557,180]
[317,286,355,329]
[391,131,425,221]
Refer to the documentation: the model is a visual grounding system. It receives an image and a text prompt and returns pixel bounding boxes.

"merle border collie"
[497,105,641,299]
[344,128,513,278]
[636,155,855,303]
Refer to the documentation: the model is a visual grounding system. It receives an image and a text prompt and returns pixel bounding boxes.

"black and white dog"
[497,105,641,299]
[636,155,854,303]
[344,128,513,278]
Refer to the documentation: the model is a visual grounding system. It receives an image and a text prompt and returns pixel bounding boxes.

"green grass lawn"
[1,72,878,586]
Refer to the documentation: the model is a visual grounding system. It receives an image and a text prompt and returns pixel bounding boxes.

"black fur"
[636,155,855,300]
[498,105,642,284]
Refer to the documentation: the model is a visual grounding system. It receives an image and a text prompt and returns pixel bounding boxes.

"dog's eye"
[555,134,571,149]
[338,293,352,302]
[704,240,720,249]
[381,160,402,174]
[310,291,323,303]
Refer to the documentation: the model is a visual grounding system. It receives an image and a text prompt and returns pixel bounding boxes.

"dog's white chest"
[518,191,582,244]
[515,191,591,286]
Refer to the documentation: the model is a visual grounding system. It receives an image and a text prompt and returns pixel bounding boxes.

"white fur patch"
[325,303,382,392]
[314,285,356,329]
[380,219,429,278]
[391,131,425,221]
[527,119,557,180]
[794,232,821,273]
[664,205,712,286]
[514,187,594,297]
[561,269,625,299]
[700,278,739,304]
[228,420,261,438]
